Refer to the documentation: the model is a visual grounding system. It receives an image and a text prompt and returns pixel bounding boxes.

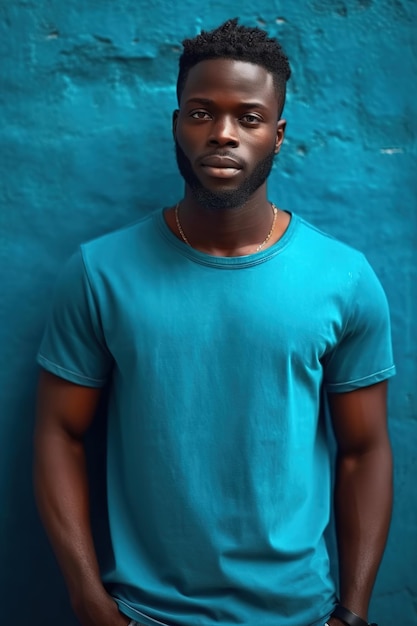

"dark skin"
[34,372,130,626]
[34,58,392,626]
[167,59,290,256]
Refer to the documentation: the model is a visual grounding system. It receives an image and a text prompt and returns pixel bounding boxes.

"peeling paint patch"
[380,147,404,154]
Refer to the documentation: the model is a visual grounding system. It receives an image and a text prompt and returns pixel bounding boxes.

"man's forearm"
[34,428,104,605]
[34,374,129,626]
[334,440,393,620]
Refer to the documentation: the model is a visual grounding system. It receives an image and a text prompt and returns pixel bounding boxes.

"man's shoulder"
[81,210,159,256]
[293,213,367,274]
[296,214,362,258]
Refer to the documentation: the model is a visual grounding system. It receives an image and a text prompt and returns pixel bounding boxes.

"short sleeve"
[37,249,113,387]
[324,256,396,393]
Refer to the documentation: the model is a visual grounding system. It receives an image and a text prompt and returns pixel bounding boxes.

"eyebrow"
[185,97,268,110]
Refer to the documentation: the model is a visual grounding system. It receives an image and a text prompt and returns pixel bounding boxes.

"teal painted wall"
[0,1,416,624]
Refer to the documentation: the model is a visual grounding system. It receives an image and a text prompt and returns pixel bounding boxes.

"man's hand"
[72,586,131,626]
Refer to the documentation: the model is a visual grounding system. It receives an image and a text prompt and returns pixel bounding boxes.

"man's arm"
[34,370,130,626]
[326,380,392,626]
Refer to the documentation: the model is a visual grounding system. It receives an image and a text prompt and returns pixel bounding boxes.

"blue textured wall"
[0,2,416,624]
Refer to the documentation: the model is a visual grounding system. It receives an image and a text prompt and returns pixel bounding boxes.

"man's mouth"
[199,155,243,178]
[201,166,241,178]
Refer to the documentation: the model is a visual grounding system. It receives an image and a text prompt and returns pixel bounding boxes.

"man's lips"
[200,155,243,169]
[199,155,243,179]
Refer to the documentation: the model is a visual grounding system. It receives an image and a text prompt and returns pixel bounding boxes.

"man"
[34,19,395,626]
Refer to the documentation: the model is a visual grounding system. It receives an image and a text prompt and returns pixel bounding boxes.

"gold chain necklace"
[175,202,278,253]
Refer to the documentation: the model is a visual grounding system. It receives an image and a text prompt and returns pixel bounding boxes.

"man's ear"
[275,119,287,154]
[172,109,179,139]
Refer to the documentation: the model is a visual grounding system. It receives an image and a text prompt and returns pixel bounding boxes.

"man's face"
[173,59,286,210]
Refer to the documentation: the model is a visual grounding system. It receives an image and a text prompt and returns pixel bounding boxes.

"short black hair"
[177,18,291,117]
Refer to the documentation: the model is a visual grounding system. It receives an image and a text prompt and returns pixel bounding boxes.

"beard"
[175,140,276,210]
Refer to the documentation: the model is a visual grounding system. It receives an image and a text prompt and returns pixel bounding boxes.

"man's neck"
[165,189,290,257]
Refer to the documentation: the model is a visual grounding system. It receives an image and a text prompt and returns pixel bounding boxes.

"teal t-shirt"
[38,211,395,626]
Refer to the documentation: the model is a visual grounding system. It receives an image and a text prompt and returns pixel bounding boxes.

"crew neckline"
[155,209,298,269]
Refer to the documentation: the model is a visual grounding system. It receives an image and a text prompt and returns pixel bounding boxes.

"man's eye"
[190,111,211,120]
[241,114,261,124]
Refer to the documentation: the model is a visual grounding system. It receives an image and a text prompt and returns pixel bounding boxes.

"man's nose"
[208,116,239,147]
